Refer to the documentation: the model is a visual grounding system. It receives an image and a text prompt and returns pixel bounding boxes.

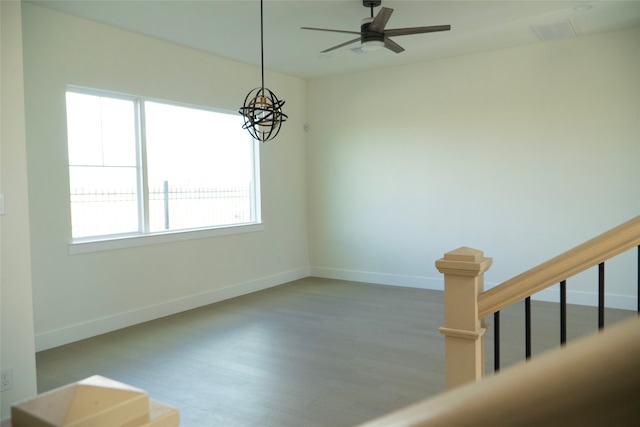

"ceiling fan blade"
[384,37,405,53]
[301,27,362,36]
[369,7,393,33]
[321,37,362,53]
[385,25,451,37]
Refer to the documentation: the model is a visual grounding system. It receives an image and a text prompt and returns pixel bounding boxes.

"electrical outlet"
[1,368,13,391]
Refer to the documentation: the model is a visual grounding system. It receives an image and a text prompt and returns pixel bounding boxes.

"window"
[65,88,260,244]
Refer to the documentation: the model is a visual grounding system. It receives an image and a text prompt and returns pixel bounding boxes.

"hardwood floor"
[35,277,635,427]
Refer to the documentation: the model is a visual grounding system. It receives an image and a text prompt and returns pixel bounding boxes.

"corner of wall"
[1,0,39,419]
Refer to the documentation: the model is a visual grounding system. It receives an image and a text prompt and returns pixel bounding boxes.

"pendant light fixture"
[239,0,287,142]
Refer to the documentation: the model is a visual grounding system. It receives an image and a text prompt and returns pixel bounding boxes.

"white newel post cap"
[435,246,493,277]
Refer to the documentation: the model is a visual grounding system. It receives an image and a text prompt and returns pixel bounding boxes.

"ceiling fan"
[301,0,451,54]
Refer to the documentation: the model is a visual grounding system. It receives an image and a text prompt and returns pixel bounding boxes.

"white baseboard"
[311,267,637,311]
[35,267,309,352]
[36,267,635,351]
[310,266,444,291]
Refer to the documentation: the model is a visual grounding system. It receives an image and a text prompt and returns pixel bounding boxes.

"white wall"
[307,27,640,308]
[21,3,308,351]
[0,0,38,419]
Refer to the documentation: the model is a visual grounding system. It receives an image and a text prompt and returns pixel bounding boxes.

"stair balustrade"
[358,215,640,426]
[438,215,640,387]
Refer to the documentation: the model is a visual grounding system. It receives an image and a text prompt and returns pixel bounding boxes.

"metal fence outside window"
[70,182,252,238]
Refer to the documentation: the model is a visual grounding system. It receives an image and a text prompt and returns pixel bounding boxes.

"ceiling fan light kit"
[361,40,384,52]
[239,0,287,142]
[301,0,451,55]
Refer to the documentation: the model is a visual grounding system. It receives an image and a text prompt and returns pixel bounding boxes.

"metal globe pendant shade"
[240,87,287,142]
[239,0,287,142]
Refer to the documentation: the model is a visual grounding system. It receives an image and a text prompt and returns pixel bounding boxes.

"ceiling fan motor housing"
[361,18,384,43]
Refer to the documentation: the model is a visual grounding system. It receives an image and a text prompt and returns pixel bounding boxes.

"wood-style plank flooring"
[35,277,635,426]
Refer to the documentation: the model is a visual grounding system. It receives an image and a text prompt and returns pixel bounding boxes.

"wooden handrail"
[357,316,640,427]
[477,216,640,319]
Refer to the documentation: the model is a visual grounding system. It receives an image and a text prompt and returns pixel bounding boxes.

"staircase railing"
[478,216,640,319]
[357,216,640,426]
[436,215,639,388]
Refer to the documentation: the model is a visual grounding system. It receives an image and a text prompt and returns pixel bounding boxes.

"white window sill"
[68,223,265,255]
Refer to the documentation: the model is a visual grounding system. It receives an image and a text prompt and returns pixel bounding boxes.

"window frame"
[65,86,263,255]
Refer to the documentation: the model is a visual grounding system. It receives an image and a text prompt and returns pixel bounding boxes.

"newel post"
[436,246,493,390]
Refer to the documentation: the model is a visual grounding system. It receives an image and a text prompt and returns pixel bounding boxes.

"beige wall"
[307,27,640,308]
[0,0,38,419]
[21,3,309,351]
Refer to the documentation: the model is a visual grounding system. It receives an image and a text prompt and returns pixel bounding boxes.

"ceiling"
[27,1,640,80]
